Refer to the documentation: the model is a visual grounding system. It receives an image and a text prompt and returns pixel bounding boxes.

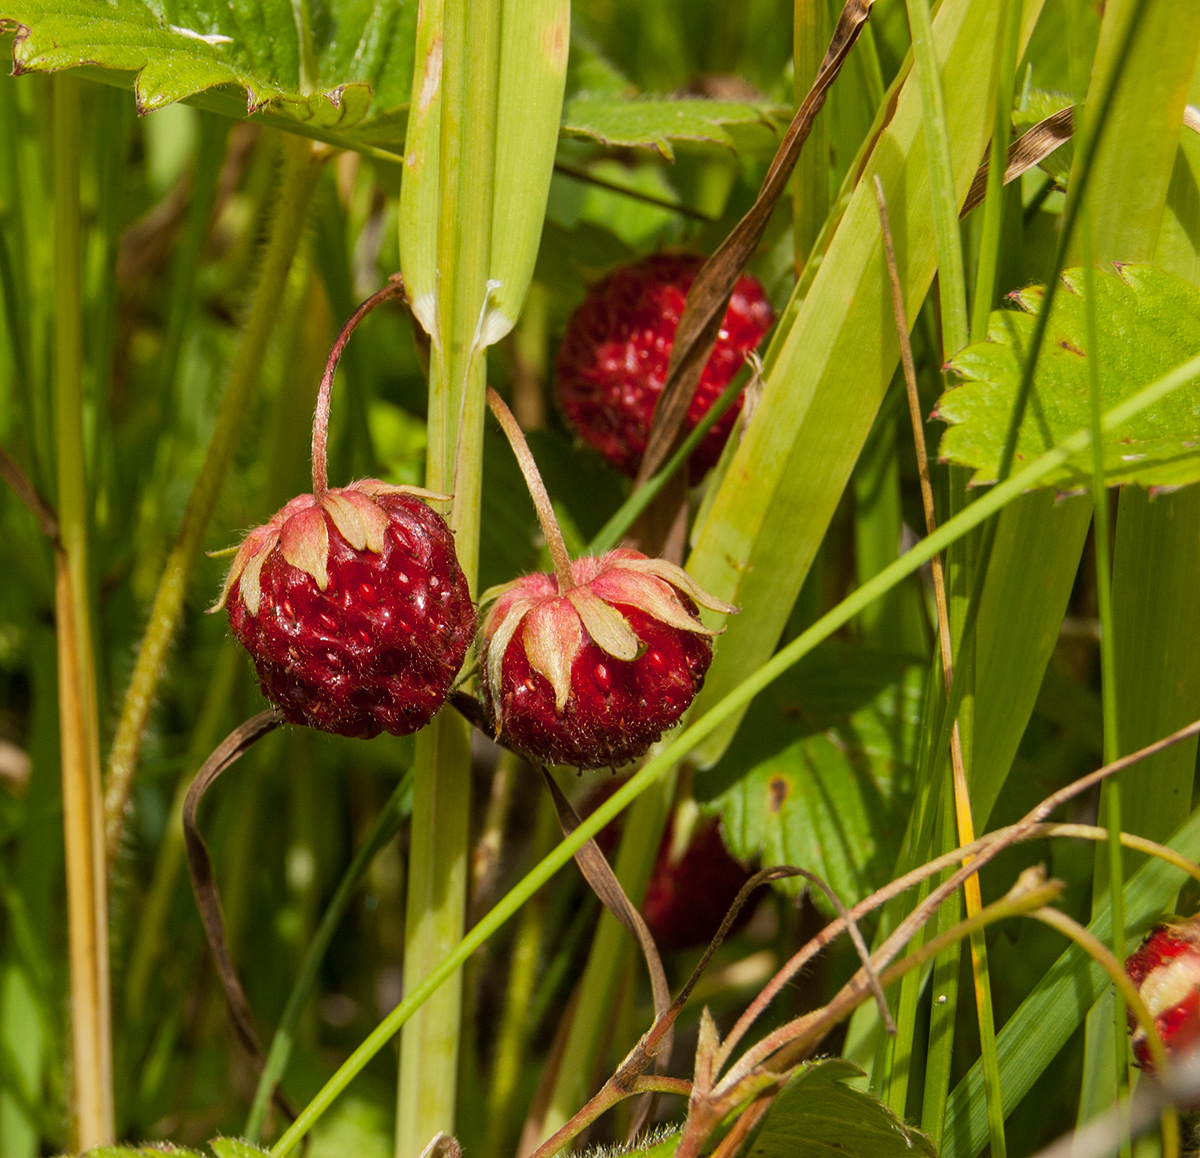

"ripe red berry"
[643,816,754,951]
[479,548,731,769]
[1125,917,1200,1069]
[556,252,774,478]
[213,481,476,739]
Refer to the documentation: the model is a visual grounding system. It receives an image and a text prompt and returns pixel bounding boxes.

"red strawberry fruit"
[643,815,754,951]
[211,280,476,739]
[1125,916,1200,1069]
[556,252,774,478]
[481,388,735,769]
[480,548,725,769]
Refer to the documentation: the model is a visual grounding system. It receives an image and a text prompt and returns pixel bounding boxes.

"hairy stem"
[103,133,325,867]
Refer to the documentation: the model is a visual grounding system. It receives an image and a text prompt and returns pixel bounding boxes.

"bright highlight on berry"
[481,388,735,769]
[556,252,774,478]
[211,279,476,739]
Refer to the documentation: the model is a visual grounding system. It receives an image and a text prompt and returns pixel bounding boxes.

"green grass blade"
[684,0,1047,772]
[904,0,969,353]
[969,0,1022,342]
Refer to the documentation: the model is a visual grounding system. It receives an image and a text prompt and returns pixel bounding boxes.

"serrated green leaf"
[209,1140,271,1158]
[0,0,415,147]
[937,264,1200,490]
[561,95,787,159]
[703,646,923,913]
[747,1058,936,1158]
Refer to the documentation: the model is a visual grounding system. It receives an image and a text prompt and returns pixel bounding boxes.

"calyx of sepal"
[210,479,451,617]
[480,548,736,722]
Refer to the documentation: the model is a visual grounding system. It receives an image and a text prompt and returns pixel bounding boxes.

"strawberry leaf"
[561,95,788,159]
[936,264,1200,491]
[0,0,416,152]
[746,1059,936,1158]
[701,645,922,915]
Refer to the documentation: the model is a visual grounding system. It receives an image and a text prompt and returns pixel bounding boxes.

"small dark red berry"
[1125,917,1200,1069]
[556,252,774,478]
[479,549,733,769]
[643,816,754,951]
[213,480,476,739]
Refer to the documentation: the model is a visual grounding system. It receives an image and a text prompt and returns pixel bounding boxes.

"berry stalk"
[486,387,575,591]
[311,274,406,499]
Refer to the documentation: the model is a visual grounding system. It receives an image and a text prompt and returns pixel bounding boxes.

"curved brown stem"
[182,708,297,1123]
[311,274,406,498]
[486,387,576,591]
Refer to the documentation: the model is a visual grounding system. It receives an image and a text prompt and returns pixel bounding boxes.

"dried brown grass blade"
[536,766,673,1065]
[961,105,1075,218]
[633,0,875,495]
[183,708,297,1123]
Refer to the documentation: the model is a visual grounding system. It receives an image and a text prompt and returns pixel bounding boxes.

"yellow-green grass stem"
[52,74,112,1151]
[102,132,324,867]
[269,350,1200,1158]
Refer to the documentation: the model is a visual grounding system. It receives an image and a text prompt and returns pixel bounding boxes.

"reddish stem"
[486,387,576,592]
[312,274,407,498]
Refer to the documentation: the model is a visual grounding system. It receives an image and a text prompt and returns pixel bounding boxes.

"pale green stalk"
[52,74,113,1151]
[1081,239,1128,1140]
[102,133,324,867]
[270,349,1200,1158]
[396,0,500,1152]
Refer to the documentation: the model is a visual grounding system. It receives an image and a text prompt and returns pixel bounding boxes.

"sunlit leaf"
[0,0,415,146]
[937,264,1200,490]
[561,95,788,159]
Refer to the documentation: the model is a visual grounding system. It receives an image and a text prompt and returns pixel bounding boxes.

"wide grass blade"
[685,0,1047,770]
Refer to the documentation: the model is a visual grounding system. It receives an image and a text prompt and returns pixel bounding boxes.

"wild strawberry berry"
[584,784,755,949]
[1125,917,1200,1069]
[643,816,754,950]
[213,481,475,739]
[479,548,727,769]
[555,252,774,478]
[211,277,476,739]
[482,388,735,769]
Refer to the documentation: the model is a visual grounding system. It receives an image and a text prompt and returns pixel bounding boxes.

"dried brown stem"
[182,709,296,1123]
